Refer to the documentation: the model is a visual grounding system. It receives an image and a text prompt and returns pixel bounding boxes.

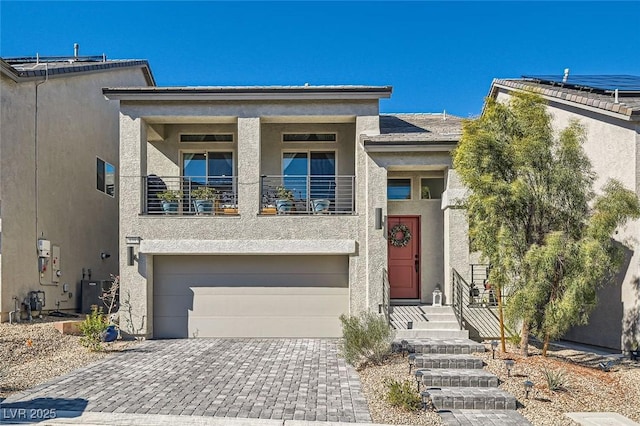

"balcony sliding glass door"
[282,151,336,210]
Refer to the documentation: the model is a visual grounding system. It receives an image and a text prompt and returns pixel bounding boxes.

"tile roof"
[364,113,463,146]
[491,78,640,120]
[1,57,155,86]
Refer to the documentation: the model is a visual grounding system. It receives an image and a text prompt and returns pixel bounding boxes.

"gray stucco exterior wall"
[0,68,149,321]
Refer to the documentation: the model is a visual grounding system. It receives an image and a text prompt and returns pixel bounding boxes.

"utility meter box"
[37,239,51,257]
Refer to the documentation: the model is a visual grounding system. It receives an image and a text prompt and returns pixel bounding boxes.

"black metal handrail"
[260,175,355,214]
[452,267,511,339]
[379,268,391,325]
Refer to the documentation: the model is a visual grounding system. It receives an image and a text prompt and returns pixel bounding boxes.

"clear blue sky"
[2,1,639,116]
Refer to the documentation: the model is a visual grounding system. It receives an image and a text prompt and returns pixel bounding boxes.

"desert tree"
[453,91,639,356]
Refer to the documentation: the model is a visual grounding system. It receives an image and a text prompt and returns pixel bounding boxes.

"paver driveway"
[2,339,372,422]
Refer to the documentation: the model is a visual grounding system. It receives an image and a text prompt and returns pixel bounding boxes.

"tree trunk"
[542,333,550,357]
[497,286,506,353]
[520,321,530,357]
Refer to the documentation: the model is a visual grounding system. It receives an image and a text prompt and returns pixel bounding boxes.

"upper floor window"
[97,158,115,197]
[421,177,445,199]
[180,134,234,143]
[387,178,411,200]
[283,133,337,142]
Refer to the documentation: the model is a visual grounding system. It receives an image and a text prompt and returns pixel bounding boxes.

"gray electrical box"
[80,279,117,314]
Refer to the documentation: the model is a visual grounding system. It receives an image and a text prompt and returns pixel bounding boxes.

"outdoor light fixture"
[523,380,534,399]
[504,359,515,377]
[491,340,498,359]
[125,236,142,245]
[375,208,383,230]
[401,339,409,358]
[407,320,413,330]
[420,390,430,410]
[414,370,423,392]
[408,353,416,373]
[125,236,142,266]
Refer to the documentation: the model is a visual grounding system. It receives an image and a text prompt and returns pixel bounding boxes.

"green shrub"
[385,379,422,411]
[542,367,566,391]
[79,305,108,351]
[507,332,522,347]
[339,312,392,368]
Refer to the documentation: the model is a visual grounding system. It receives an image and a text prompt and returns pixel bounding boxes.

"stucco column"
[355,115,385,314]
[118,113,151,337]
[237,117,261,215]
[442,169,470,304]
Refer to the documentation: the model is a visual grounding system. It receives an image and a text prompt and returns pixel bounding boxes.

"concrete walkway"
[1,339,371,423]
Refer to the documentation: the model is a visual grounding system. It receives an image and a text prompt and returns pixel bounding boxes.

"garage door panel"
[189,316,342,338]
[153,273,347,292]
[190,289,348,316]
[154,255,348,275]
[153,255,349,338]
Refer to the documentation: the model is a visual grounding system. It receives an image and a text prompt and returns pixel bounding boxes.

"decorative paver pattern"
[413,354,484,369]
[439,409,532,425]
[425,388,517,410]
[2,339,371,423]
[418,368,499,387]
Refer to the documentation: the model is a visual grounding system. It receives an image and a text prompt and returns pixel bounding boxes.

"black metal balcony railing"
[260,175,355,214]
[142,175,237,215]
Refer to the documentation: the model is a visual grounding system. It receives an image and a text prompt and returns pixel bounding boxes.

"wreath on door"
[389,223,412,247]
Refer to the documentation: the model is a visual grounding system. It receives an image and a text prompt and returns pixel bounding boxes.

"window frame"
[96,157,115,197]
[179,133,235,143]
[281,132,338,143]
[387,178,412,201]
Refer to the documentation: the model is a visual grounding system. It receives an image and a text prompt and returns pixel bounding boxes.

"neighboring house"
[0,53,154,322]
[104,85,466,339]
[488,75,640,351]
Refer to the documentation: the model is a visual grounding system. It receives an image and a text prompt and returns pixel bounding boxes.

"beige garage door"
[153,255,349,338]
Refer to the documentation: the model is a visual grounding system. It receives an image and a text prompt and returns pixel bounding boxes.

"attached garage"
[153,254,349,338]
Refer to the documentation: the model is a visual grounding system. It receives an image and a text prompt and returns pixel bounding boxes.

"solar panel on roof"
[522,74,640,95]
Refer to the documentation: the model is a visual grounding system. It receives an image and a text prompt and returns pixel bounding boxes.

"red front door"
[388,216,420,299]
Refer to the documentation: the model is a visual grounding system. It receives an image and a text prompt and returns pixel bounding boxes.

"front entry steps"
[393,338,485,355]
[419,368,499,388]
[393,338,532,425]
[391,305,470,339]
[424,387,517,410]
[412,354,484,370]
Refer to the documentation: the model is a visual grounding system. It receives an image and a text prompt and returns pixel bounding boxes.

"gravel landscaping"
[357,340,640,426]
[3,320,639,426]
[0,318,135,400]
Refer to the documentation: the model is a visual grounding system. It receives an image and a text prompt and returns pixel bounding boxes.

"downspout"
[34,64,53,285]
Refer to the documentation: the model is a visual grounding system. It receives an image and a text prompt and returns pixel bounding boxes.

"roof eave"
[102,86,393,101]
[490,80,639,122]
[363,141,458,153]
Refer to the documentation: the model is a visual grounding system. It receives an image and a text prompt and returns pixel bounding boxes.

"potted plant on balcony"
[191,186,217,214]
[157,190,181,214]
[275,185,294,213]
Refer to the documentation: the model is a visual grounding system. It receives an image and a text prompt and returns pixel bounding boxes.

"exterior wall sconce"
[375,207,384,230]
[125,236,142,266]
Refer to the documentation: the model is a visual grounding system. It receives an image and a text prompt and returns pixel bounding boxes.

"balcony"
[260,175,355,215]
[142,175,237,215]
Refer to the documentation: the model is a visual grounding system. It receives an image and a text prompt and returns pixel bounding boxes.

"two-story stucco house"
[0,53,154,322]
[104,85,467,339]
[488,75,640,351]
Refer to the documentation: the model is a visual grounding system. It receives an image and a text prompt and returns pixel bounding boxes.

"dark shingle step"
[411,353,484,370]
[423,387,517,411]
[394,338,485,355]
[438,409,532,425]
[416,368,499,387]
